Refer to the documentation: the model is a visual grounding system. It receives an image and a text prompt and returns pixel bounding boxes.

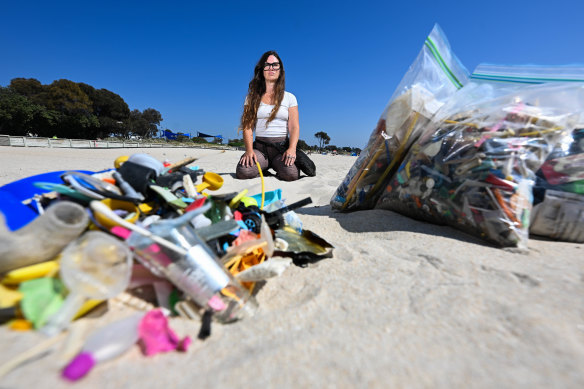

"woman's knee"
[277,166,299,181]
[235,149,267,179]
[236,164,258,179]
[280,171,299,181]
[271,157,299,181]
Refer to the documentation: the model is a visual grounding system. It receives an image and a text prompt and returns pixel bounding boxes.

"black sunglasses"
[263,62,281,70]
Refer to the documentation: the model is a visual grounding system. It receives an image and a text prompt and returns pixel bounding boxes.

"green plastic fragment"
[19,277,67,328]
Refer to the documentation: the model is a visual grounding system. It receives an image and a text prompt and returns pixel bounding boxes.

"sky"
[1,0,583,148]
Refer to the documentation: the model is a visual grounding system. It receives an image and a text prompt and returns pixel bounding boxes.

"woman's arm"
[282,105,299,166]
[239,127,257,167]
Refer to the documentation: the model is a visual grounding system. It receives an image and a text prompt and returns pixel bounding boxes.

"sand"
[0,146,583,388]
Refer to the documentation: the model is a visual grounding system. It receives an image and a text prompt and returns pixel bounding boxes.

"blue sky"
[1,0,583,148]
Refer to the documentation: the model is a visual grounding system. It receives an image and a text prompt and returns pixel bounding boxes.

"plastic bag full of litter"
[375,82,584,249]
[470,63,584,243]
[331,24,469,211]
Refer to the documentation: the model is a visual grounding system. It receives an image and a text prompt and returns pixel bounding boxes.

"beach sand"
[0,146,583,388]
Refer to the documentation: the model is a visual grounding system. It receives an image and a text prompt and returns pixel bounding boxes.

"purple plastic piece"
[62,352,96,381]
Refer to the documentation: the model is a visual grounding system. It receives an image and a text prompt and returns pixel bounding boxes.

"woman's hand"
[239,150,257,167]
[282,147,297,166]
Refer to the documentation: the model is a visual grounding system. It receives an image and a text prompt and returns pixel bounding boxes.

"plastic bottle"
[62,313,144,381]
[126,210,257,323]
[40,231,133,336]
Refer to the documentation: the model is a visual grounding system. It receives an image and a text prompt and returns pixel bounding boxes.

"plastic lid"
[62,352,96,381]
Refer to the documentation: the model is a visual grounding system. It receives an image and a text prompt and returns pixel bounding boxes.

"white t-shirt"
[254,91,298,137]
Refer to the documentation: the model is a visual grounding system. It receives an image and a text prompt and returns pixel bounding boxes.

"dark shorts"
[235,136,299,181]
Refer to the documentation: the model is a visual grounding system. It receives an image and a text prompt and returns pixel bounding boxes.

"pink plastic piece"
[207,295,227,311]
[138,309,190,356]
[178,336,192,352]
[110,226,131,239]
[231,230,258,246]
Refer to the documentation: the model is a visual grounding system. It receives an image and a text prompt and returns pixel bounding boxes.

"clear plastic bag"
[331,24,469,211]
[375,82,584,249]
[470,63,584,243]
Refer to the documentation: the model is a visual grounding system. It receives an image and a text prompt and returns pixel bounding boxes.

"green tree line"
[0,78,161,139]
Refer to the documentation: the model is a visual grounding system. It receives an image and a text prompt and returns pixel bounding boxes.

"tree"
[9,78,50,113]
[141,108,162,138]
[46,79,92,114]
[126,109,146,138]
[228,138,244,147]
[314,131,330,150]
[9,78,44,100]
[43,79,98,138]
[0,87,39,135]
[78,83,130,138]
[126,108,162,139]
[0,87,57,136]
[3,78,162,140]
[176,133,190,142]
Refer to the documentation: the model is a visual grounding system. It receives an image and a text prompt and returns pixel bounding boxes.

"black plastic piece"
[117,161,157,195]
[197,309,213,340]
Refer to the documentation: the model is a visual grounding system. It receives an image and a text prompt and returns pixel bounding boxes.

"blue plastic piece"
[0,170,93,231]
[250,189,282,207]
[236,220,248,230]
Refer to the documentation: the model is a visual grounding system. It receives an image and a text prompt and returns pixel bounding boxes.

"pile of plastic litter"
[0,153,333,381]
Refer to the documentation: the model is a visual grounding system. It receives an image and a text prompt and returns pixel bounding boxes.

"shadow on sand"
[295,204,498,248]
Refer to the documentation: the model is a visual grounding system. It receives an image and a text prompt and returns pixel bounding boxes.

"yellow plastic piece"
[240,196,258,208]
[73,299,103,319]
[94,198,140,229]
[341,145,385,210]
[195,172,224,193]
[114,155,129,169]
[255,161,265,210]
[0,284,23,308]
[2,261,60,286]
[138,202,156,214]
[229,189,249,209]
[225,243,267,294]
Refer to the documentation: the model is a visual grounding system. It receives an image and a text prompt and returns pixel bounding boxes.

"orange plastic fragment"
[10,319,33,331]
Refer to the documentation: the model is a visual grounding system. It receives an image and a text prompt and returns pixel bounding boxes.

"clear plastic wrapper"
[331,24,469,211]
[375,83,584,249]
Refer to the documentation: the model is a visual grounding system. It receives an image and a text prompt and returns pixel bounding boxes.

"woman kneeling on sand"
[236,50,300,181]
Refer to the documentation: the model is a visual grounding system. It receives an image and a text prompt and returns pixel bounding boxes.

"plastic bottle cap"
[62,352,96,381]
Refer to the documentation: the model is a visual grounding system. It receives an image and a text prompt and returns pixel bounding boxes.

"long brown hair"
[240,50,286,132]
